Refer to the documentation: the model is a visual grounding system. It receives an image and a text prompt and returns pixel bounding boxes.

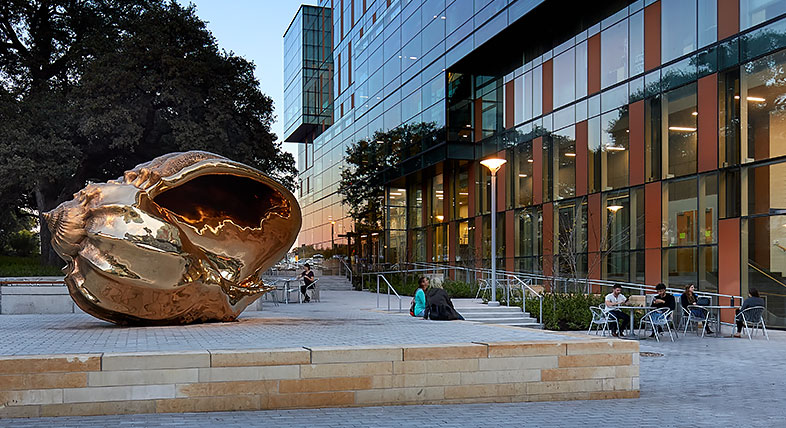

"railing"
[337,258,353,286]
[362,261,743,321]
[507,276,543,324]
[376,274,402,312]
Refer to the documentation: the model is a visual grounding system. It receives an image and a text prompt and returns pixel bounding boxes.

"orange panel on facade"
[576,120,588,196]
[587,34,600,95]
[644,182,662,249]
[718,0,739,40]
[542,59,553,114]
[505,80,515,129]
[533,137,543,204]
[698,74,719,172]
[645,248,662,286]
[644,1,661,71]
[718,218,741,323]
[629,100,645,186]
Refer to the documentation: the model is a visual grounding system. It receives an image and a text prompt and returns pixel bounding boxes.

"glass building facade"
[285,0,786,327]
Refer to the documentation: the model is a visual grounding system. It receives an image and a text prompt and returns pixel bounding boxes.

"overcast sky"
[183,0,315,165]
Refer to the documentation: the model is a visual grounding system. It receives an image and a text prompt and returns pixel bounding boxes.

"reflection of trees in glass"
[339,122,441,231]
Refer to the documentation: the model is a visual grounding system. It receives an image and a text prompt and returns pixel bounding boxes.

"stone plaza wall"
[0,339,639,418]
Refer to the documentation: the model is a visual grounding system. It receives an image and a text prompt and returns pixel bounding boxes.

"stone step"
[463,317,539,324]
[457,311,533,319]
[455,306,525,313]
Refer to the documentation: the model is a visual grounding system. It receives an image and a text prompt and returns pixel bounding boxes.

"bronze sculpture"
[44,151,301,325]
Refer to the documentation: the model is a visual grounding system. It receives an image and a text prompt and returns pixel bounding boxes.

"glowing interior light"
[480,158,507,174]
[607,205,624,213]
[668,126,698,132]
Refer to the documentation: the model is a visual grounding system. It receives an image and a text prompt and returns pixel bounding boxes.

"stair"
[456,305,542,328]
[314,275,353,291]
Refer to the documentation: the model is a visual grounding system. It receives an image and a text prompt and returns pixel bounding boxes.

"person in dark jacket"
[424,287,464,320]
[734,288,766,338]
[649,283,675,337]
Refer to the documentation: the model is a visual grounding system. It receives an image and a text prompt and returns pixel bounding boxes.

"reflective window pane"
[601,19,628,89]
[741,0,786,30]
[661,0,697,63]
[743,48,786,162]
[553,48,576,108]
[664,177,698,247]
[601,107,629,190]
[664,83,698,178]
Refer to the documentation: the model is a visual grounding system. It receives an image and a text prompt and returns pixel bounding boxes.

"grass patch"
[0,255,63,277]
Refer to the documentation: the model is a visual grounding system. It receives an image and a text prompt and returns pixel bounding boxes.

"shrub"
[0,255,63,277]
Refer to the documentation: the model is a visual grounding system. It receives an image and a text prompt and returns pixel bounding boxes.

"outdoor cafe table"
[273,277,301,304]
[613,305,649,338]
[695,305,739,337]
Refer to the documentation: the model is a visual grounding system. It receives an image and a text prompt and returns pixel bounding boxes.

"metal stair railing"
[376,274,402,312]
[337,258,353,287]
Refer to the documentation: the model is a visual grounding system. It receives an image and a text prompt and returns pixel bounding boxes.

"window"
[553,48,576,108]
[408,185,423,228]
[663,177,698,247]
[663,83,698,178]
[454,168,469,219]
[661,0,697,63]
[601,107,629,190]
[555,126,577,199]
[645,96,662,181]
[741,0,786,30]
[742,49,786,162]
[516,207,541,258]
[431,173,444,224]
[699,173,718,244]
[601,19,628,89]
[433,224,448,262]
[510,139,533,208]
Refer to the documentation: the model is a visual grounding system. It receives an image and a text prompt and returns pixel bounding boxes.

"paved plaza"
[1,289,785,427]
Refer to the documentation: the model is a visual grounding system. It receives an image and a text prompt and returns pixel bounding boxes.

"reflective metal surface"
[44,151,301,325]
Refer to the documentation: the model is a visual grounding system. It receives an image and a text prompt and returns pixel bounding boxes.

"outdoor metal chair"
[737,306,769,341]
[684,305,715,337]
[587,306,617,336]
[638,307,678,342]
[305,278,320,302]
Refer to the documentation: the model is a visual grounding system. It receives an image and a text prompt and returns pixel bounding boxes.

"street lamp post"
[480,157,507,307]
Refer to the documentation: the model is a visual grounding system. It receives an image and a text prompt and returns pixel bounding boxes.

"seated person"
[297,263,316,303]
[649,283,675,337]
[734,288,766,338]
[411,277,428,317]
[604,285,629,337]
[680,284,712,334]
[425,287,464,321]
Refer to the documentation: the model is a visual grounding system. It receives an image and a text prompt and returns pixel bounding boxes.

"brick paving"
[0,290,576,356]
[2,290,785,426]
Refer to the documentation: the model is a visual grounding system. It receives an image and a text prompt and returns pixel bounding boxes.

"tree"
[0,0,296,265]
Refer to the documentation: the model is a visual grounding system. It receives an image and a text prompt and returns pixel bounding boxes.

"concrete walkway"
[3,290,785,426]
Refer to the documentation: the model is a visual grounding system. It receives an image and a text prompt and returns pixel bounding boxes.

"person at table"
[604,285,629,337]
[680,284,713,335]
[734,288,766,338]
[297,263,316,303]
[411,277,428,318]
[649,283,675,337]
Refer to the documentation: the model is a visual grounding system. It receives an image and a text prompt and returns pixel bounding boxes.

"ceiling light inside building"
[389,192,402,196]
[668,126,697,132]
[527,159,534,163]
[519,173,528,178]
[436,215,444,222]
[607,205,623,213]
[564,153,576,157]
[691,111,698,116]
[459,192,469,195]
[747,96,765,102]
[606,146,626,151]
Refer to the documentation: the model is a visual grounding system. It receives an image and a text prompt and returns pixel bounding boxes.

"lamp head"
[480,158,507,174]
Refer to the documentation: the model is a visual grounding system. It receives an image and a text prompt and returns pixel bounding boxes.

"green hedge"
[0,256,63,277]
[358,274,476,299]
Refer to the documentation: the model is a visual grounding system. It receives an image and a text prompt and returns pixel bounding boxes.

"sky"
[183,0,315,165]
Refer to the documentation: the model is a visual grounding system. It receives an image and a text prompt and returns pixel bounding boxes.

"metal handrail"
[337,258,353,286]
[402,261,741,305]
[376,274,402,312]
[508,276,543,323]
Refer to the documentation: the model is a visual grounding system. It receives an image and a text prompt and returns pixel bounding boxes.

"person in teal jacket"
[413,277,429,317]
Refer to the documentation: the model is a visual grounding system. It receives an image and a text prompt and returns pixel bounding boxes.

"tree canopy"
[0,0,296,264]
